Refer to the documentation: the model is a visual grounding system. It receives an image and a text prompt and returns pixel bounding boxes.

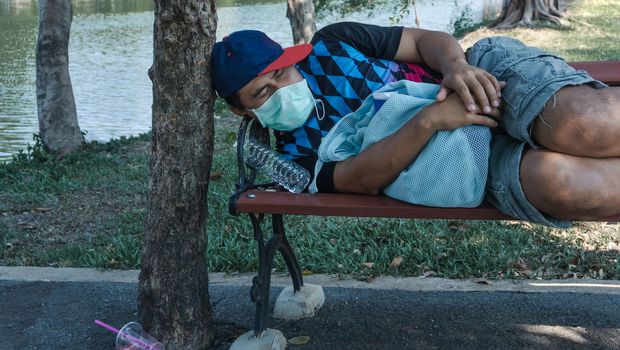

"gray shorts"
[466,37,607,227]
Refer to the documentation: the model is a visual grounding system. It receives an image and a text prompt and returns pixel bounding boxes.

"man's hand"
[333,92,501,195]
[436,60,505,114]
[422,92,501,131]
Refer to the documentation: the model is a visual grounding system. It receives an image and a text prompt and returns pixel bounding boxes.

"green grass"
[1,112,618,280]
[1,0,619,279]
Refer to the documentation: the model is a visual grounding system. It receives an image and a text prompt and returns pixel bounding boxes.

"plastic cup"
[116,322,165,350]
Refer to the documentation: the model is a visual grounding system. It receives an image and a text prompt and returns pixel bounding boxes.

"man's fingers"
[485,73,502,98]
[480,76,501,108]
[465,77,492,114]
[471,114,498,128]
[436,86,450,101]
[454,82,476,112]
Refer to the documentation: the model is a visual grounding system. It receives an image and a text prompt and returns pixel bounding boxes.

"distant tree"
[489,0,566,29]
[287,0,317,44]
[137,0,217,347]
[315,0,391,16]
[36,0,84,154]
[315,0,421,27]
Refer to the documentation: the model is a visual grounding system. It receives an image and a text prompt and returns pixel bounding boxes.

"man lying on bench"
[212,21,620,228]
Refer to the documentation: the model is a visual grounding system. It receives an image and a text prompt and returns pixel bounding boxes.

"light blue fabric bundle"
[309,80,491,208]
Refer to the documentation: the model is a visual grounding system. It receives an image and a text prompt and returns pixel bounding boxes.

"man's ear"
[229,105,247,116]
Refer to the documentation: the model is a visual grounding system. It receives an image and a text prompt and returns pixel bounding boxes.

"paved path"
[1,267,619,349]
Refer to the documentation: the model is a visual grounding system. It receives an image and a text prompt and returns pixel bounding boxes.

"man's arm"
[332,93,500,194]
[395,28,504,114]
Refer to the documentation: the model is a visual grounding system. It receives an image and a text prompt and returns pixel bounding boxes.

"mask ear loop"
[315,99,325,121]
[246,108,267,128]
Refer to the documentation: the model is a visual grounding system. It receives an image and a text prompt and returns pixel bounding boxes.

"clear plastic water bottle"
[244,140,310,193]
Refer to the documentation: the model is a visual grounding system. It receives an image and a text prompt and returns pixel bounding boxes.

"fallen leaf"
[448,221,469,232]
[472,278,492,285]
[435,252,448,260]
[514,259,530,270]
[209,171,223,180]
[521,222,534,230]
[302,270,313,275]
[513,258,532,276]
[389,256,403,268]
[33,207,52,212]
[423,270,435,277]
[18,222,37,229]
[288,336,310,345]
[361,262,374,268]
[225,132,236,143]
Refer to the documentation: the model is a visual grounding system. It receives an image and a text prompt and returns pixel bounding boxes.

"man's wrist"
[412,106,439,133]
[442,57,468,75]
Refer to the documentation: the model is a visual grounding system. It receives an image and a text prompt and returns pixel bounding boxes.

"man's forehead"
[239,72,270,96]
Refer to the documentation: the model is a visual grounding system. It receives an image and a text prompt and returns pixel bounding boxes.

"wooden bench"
[228,60,620,336]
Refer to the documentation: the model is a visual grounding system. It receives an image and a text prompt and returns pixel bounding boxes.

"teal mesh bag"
[310,80,491,208]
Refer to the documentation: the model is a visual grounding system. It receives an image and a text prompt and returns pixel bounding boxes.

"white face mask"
[249,79,315,131]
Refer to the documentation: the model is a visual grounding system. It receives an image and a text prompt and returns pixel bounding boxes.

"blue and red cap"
[212,30,312,98]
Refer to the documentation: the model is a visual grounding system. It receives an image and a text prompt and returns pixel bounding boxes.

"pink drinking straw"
[94,319,155,349]
[95,319,121,334]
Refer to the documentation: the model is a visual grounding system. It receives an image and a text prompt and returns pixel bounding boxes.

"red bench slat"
[235,191,513,219]
[569,61,620,85]
[235,191,620,221]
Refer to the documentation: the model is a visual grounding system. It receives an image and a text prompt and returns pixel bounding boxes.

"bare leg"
[531,85,620,158]
[520,148,620,220]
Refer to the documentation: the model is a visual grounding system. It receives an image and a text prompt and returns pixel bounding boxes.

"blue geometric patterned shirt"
[274,22,443,191]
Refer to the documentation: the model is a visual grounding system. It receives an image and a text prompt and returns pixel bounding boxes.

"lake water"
[0,0,498,160]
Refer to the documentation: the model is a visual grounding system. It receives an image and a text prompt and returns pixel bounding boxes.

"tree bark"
[286,0,317,44]
[137,0,217,348]
[36,0,83,154]
[489,0,565,29]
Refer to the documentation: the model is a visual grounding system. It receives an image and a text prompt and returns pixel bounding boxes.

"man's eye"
[258,88,268,98]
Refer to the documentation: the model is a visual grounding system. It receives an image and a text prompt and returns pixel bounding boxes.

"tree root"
[489,0,567,29]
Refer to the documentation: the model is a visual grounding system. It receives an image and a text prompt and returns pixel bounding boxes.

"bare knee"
[533,85,620,157]
[520,149,613,219]
[520,150,575,216]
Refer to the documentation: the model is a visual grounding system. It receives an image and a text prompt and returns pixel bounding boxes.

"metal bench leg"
[248,213,280,336]
[248,213,307,336]
[273,214,303,292]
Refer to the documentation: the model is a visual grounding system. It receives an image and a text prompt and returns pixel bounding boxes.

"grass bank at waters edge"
[1,0,619,279]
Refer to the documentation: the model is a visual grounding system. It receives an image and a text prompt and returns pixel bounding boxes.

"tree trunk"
[36,0,83,154]
[489,0,566,29]
[286,0,317,44]
[137,0,217,348]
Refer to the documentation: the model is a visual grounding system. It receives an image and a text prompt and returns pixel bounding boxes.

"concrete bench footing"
[230,328,287,350]
[273,284,325,320]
